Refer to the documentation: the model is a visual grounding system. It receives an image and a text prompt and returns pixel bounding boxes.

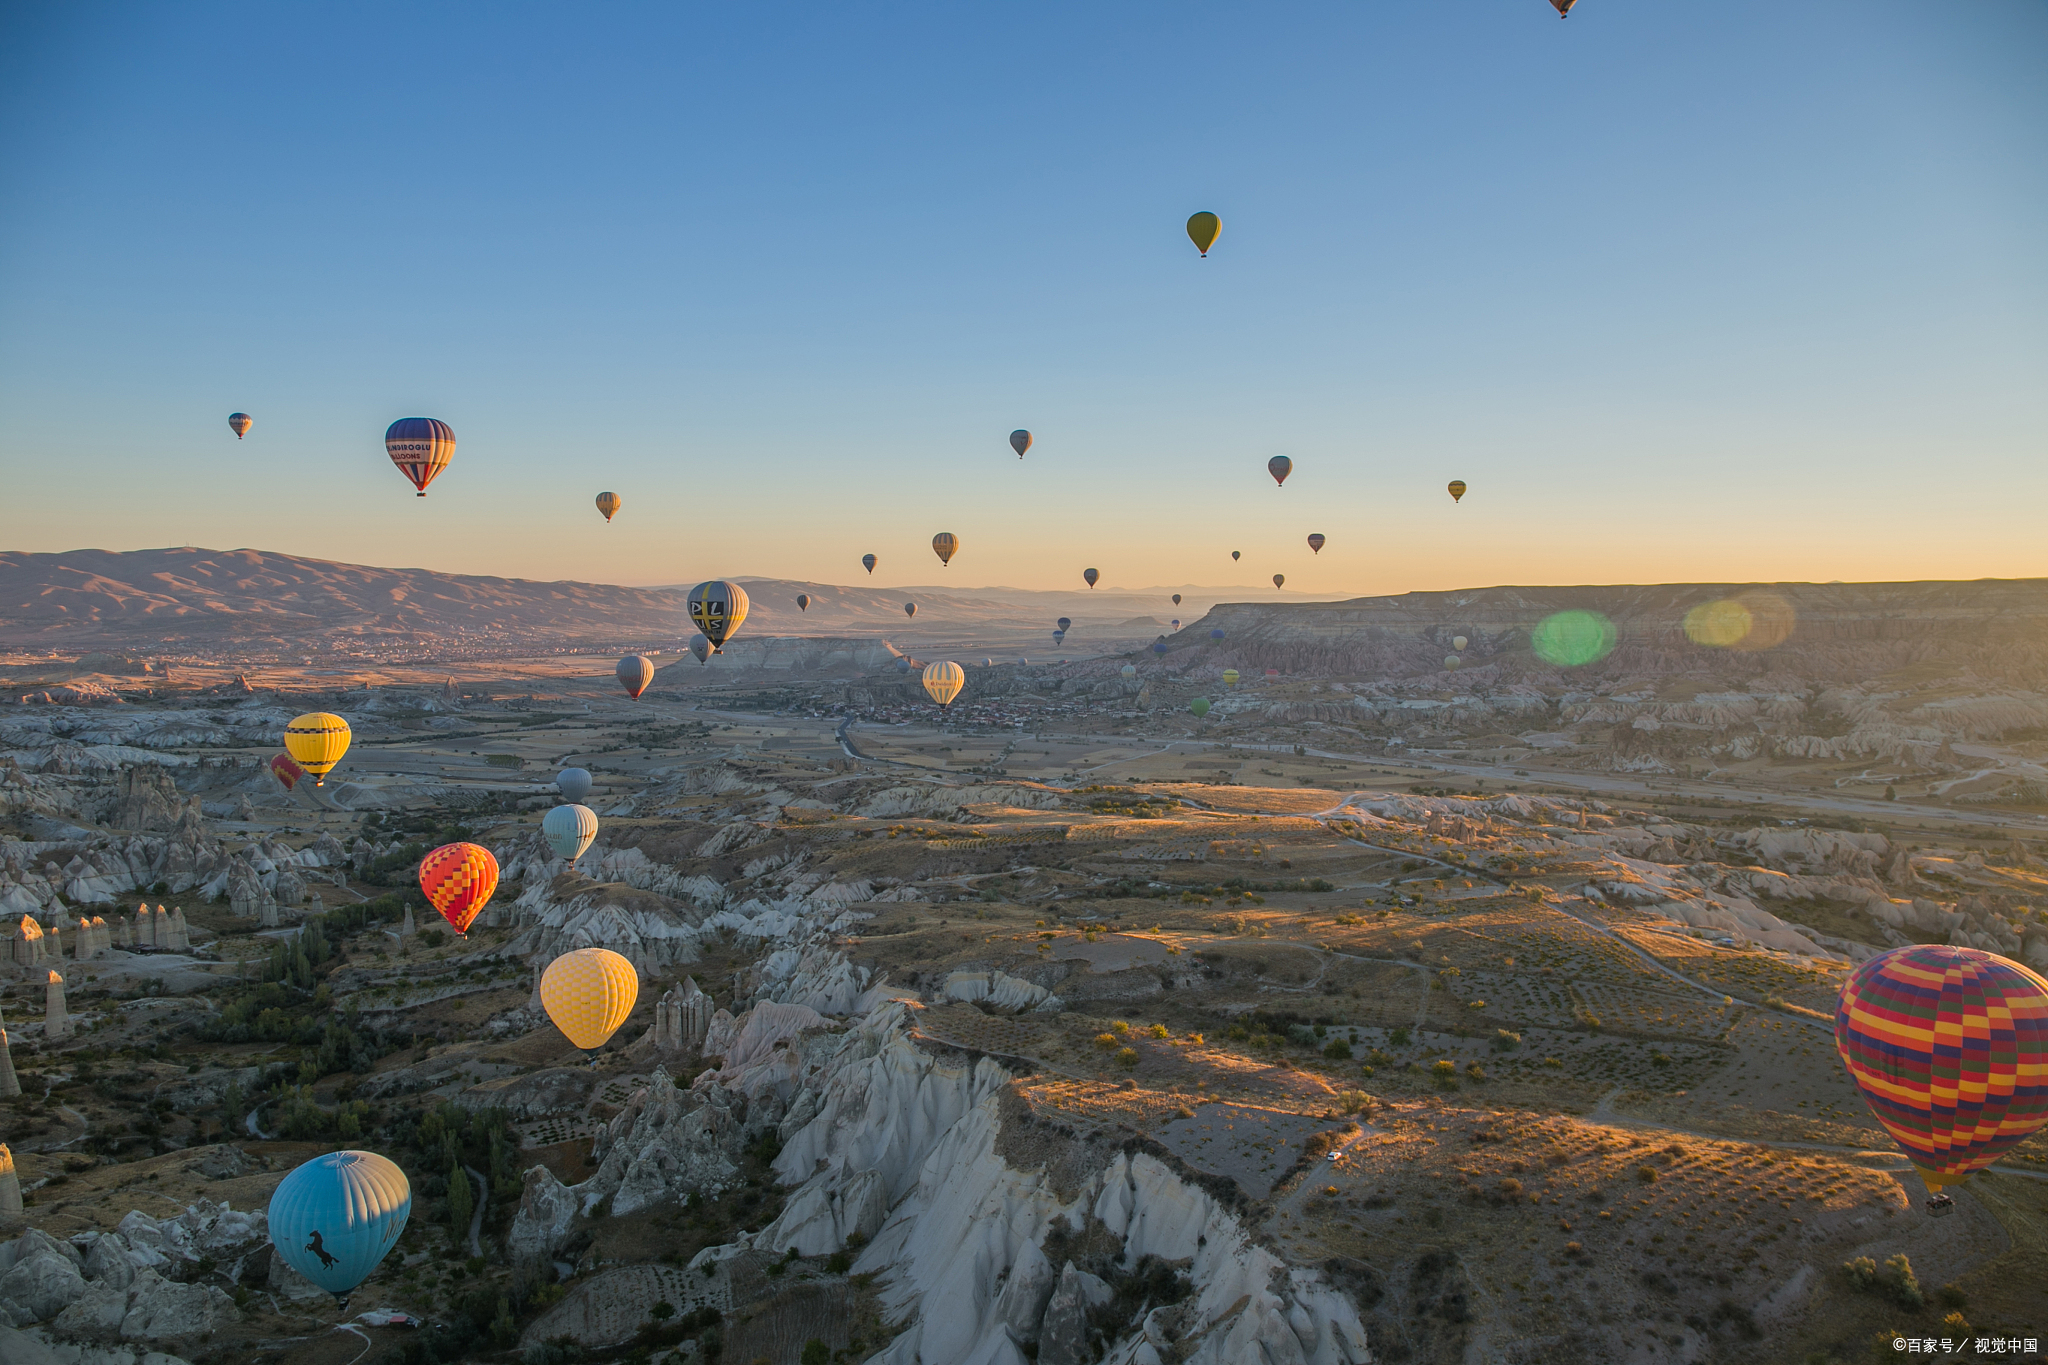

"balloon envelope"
[932,532,959,566]
[689,634,711,665]
[1190,697,1211,717]
[1231,551,1241,562]
[922,661,965,707]
[1445,655,1461,670]
[270,753,305,792]
[1186,211,1220,256]
[904,601,917,618]
[541,947,639,1051]
[1448,480,1467,503]
[617,655,655,699]
[862,554,877,575]
[1052,630,1065,644]
[1171,594,1181,606]
[1121,664,1137,678]
[385,417,454,496]
[1209,628,1225,640]
[419,842,499,935]
[542,804,599,864]
[1057,618,1071,632]
[1083,568,1099,588]
[1223,669,1240,687]
[688,581,750,651]
[1153,641,1168,655]
[1272,574,1285,589]
[1307,534,1325,554]
[1010,429,1032,458]
[1836,944,2048,1189]
[1452,636,1468,651]
[228,413,252,439]
[1171,619,1180,630]
[556,768,592,803]
[284,713,351,787]
[797,594,811,612]
[595,492,622,522]
[1268,456,1292,487]
[268,1151,410,1301]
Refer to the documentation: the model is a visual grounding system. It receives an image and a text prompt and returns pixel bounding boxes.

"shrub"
[1844,1254,1923,1309]
[1635,1166,1658,1184]
[1147,1023,1170,1039]
[1111,1020,1130,1034]
[1335,1090,1372,1115]
[1094,1033,1118,1051]
[1492,1030,1521,1052]
[1115,1048,1139,1069]
[1430,1059,1457,1077]
[1322,1038,1353,1060]
[1388,1028,1410,1045]
[802,1343,831,1365]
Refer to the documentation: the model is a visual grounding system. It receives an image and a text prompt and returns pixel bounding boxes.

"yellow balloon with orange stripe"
[418,842,499,936]
[283,713,351,786]
[540,948,640,1051]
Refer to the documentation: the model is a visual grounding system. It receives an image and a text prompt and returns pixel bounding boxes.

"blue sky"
[1,1,2042,595]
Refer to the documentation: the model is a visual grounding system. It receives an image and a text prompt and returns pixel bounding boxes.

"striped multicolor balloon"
[385,417,455,496]
[419,842,499,936]
[1835,944,2048,1189]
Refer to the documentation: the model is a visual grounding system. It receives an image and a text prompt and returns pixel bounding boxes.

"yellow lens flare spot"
[1684,599,1753,647]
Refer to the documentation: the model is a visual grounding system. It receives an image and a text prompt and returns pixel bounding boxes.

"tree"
[447,1161,473,1237]
[801,1341,831,1365]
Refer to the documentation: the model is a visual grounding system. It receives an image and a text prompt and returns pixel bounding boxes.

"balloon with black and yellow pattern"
[1186,211,1220,257]
[932,532,959,567]
[595,492,622,522]
[283,713,351,787]
[1447,480,1467,503]
[228,413,252,439]
[687,581,750,653]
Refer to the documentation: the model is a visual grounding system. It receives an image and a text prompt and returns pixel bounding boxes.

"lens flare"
[1531,610,1616,667]
[1684,599,1753,648]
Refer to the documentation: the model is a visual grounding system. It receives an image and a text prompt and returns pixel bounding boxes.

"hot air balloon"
[1231,551,1241,562]
[1836,945,2048,1212]
[556,768,592,803]
[1083,568,1099,588]
[542,804,599,865]
[228,413,252,440]
[1153,640,1168,655]
[922,661,965,709]
[904,601,917,618]
[1268,456,1292,487]
[385,418,454,496]
[1186,211,1220,257]
[862,554,877,575]
[1550,0,1576,15]
[1190,697,1211,717]
[1445,655,1462,670]
[932,532,959,567]
[270,753,305,792]
[268,1151,410,1310]
[1209,628,1225,640]
[1272,574,1285,590]
[984,658,994,667]
[896,657,912,674]
[1171,594,1182,606]
[284,713,351,787]
[1052,630,1065,645]
[1307,534,1325,554]
[687,581,750,653]
[1120,664,1137,679]
[797,594,811,612]
[419,842,499,936]
[1010,430,1032,459]
[1057,618,1072,632]
[541,947,639,1056]
[689,633,711,665]
[617,655,655,699]
[595,492,622,522]
[1452,636,1468,651]
[1223,669,1240,688]
[1171,619,1180,630]
[1447,480,1467,503]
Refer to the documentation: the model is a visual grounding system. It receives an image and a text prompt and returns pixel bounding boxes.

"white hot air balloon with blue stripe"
[267,1151,411,1309]
[543,803,599,865]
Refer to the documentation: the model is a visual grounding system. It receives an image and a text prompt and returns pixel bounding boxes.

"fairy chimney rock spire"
[45,969,70,1041]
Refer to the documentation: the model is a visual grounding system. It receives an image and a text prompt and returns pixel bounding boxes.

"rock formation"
[0,1014,17,1097]
[0,1146,18,1216]
[111,765,197,832]
[651,977,712,1054]
[44,969,69,1041]
[9,917,45,968]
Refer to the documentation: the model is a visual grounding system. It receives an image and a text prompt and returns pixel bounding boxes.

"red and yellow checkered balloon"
[418,842,499,936]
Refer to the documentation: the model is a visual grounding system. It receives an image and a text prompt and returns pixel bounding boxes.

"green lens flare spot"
[1531,610,1616,667]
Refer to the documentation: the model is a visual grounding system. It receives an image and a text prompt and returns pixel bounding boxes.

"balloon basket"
[334,1293,352,1312]
[1926,1194,1956,1218]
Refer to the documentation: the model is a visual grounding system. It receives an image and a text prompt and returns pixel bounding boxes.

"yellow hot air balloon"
[1222,668,1240,688]
[1447,480,1467,503]
[540,948,640,1053]
[1187,211,1220,257]
[595,492,622,522]
[932,532,959,567]
[283,713,351,787]
[922,661,965,709]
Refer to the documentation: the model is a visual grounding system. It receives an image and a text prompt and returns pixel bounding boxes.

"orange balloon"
[419,842,500,936]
